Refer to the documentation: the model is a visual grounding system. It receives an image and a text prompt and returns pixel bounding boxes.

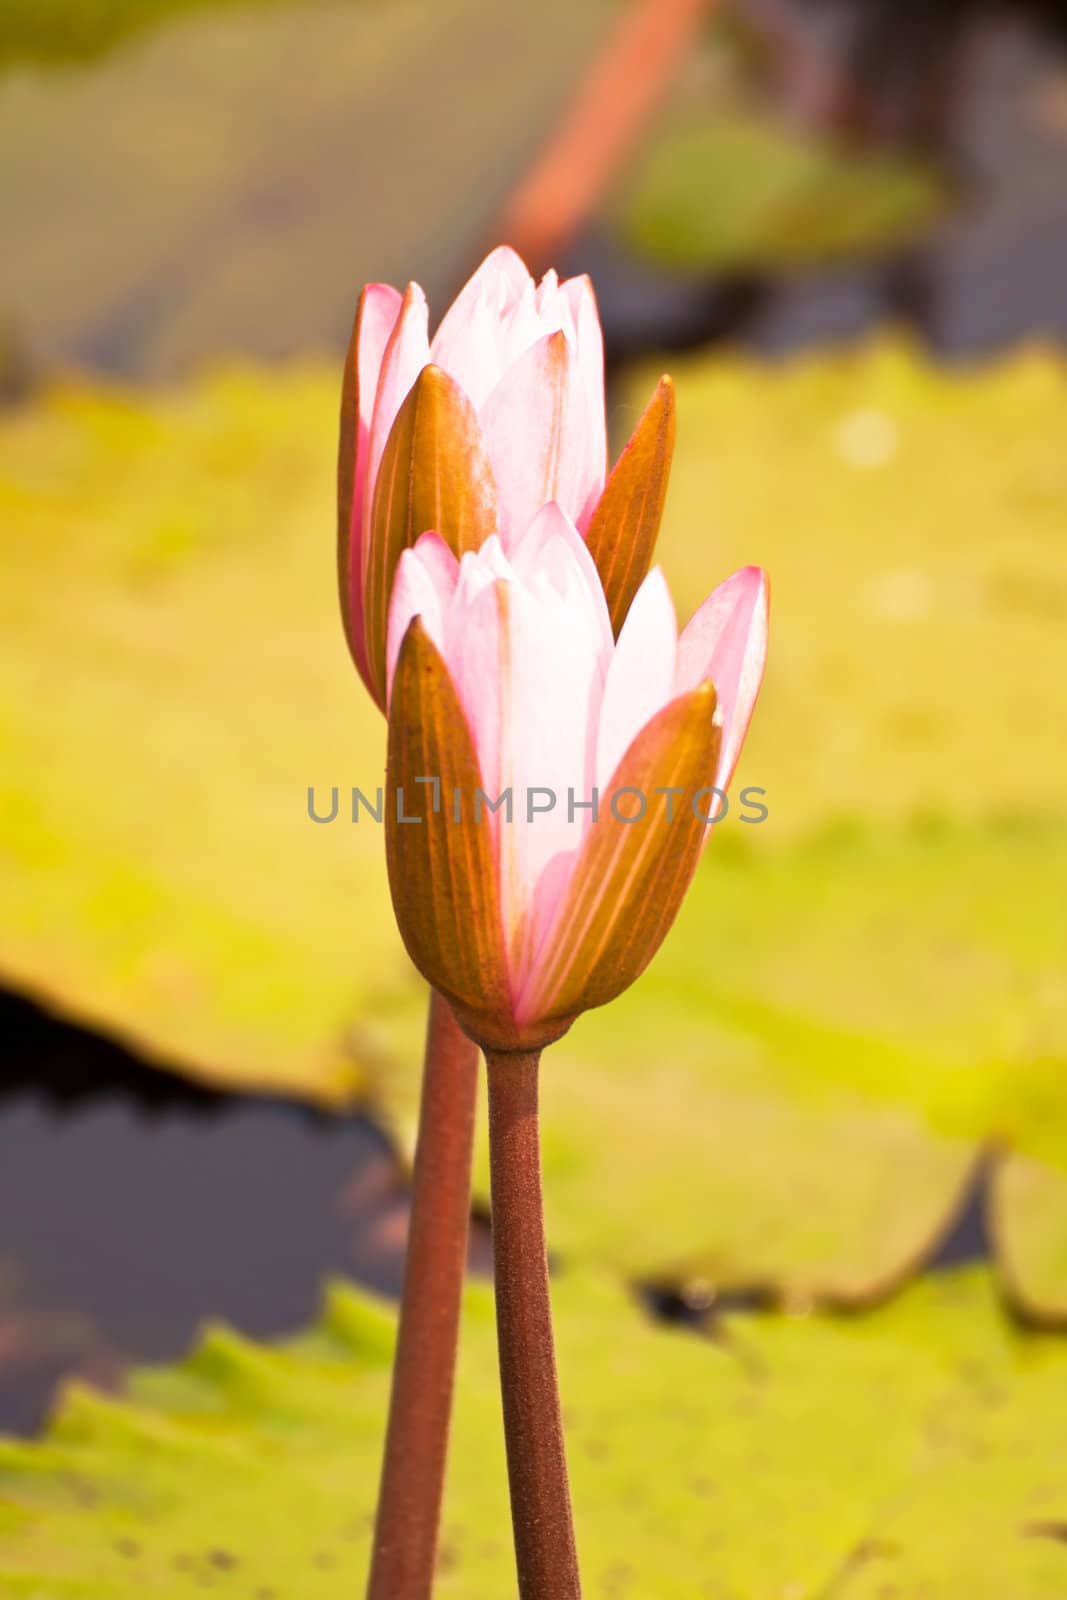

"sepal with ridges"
[585,375,676,636]
[364,366,498,705]
[521,680,721,1030]
[385,618,511,1038]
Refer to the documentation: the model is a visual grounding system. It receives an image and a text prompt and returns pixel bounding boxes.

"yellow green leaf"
[616,111,950,273]
[2,1269,1067,1596]
[993,1153,1067,1327]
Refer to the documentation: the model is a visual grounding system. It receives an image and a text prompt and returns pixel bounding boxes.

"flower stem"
[486,1048,582,1600]
[366,990,480,1600]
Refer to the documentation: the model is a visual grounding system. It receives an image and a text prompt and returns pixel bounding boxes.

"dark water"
[3,7,1067,392]
[637,1165,993,1331]
[0,989,490,1435]
[0,985,997,1435]
[573,17,1067,367]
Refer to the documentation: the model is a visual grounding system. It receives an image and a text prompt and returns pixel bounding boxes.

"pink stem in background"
[499,0,717,272]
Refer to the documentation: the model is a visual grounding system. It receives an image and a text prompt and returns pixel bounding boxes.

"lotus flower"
[384,506,768,1053]
[338,246,676,708]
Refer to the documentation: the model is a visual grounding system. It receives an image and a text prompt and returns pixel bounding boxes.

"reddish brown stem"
[499,0,717,271]
[486,1049,581,1600]
[366,991,480,1600]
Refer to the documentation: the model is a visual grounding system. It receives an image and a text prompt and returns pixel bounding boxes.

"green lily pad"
[369,817,1064,1307]
[994,1154,1067,1327]
[1,1269,1066,1596]
[650,337,1067,834]
[0,370,396,1103]
[614,112,951,273]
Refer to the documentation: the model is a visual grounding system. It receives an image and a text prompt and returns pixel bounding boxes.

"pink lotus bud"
[383,507,768,1052]
[338,247,675,708]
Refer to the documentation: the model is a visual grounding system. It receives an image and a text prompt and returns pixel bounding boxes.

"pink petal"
[595,568,678,790]
[534,267,559,317]
[675,566,769,792]
[431,287,501,411]
[366,284,430,530]
[342,283,403,687]
[442,574,509,808]
[534,269,576,342]
[510,501,612,664]
[443,556,603,989]
[442,536,513,666]
[434,247,532,348]
[385,533,459,699]
[430,247,534,408]
[354,284,404,524]
[563,274,607,529]
[479,330,600,549]
[520,843,581,997]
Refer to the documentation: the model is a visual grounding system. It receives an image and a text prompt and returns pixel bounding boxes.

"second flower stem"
[486,1048,582,1600]
[366,990,480,1600]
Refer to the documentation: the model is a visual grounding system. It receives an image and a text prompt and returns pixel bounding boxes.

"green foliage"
[2,346,1065,1312]
[1,1269,1066,1596]
[369,815,1067,1311]
[614,112,951,271]
[0,368,389,1104]
[2,0,226,71]
[0,0,316,71]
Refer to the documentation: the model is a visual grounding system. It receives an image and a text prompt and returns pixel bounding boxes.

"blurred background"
[2,0,1066,1463]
